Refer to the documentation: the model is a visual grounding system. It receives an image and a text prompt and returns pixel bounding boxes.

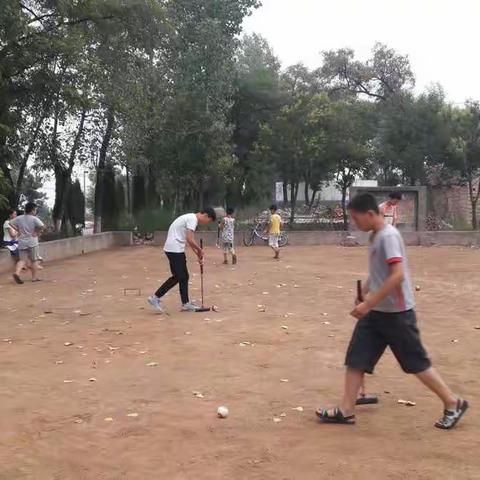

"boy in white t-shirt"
[148,208,216,313]
[2,209,19,260]
[379,192,402,226]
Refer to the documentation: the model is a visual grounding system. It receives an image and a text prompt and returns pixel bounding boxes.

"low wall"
[0,231,132,274]
[154,230,480,247]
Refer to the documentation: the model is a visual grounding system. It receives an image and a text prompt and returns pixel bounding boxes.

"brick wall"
[429,178,479,228]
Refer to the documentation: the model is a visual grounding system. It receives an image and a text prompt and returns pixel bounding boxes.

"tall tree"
[325,100,375,227]
[321,43,414,101]
[447,102,480,229]
[229,33,282,205]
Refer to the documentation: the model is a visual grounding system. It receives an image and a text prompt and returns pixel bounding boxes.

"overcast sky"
[242,0,480,105]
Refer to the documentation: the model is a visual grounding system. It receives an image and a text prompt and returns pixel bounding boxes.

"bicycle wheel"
[278,232,289,247]
[243,229,255,247]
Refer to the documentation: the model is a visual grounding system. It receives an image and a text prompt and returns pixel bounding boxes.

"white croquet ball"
[217,406,229,418]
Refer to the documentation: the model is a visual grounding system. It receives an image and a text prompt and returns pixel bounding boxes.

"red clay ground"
[0,245,479,480]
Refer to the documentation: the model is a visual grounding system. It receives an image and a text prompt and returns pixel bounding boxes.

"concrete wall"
[153,230,480,248]
[0,232,132,274]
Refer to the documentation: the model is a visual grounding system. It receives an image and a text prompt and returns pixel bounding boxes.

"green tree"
[229,33,282,206]
[321,43,414,101]
[447,102,480,229]
[325,100,375,227]
[374,87,452,186]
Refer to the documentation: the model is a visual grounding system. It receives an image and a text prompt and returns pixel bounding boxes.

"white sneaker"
[147,296,165,313]
[181,302,198,312]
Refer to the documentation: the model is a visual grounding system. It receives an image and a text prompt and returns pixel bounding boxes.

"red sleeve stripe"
[386,257,402,264]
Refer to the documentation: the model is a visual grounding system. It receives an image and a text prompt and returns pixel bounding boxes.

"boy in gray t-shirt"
[316,193,468,430]
[9,202,44,284]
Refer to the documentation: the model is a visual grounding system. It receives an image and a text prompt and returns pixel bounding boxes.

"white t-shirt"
[3,219,13,242]
[164,213,198,253]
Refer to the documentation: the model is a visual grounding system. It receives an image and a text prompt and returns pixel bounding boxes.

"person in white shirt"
[219,207,237,265]
[148,208,217,313]
[2,208,19,260]
[379,192,402,226]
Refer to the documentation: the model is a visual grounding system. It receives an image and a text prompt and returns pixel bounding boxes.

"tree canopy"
[1,4,480,232]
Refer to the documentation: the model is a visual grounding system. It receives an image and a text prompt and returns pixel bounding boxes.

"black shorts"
[345,309,432,374]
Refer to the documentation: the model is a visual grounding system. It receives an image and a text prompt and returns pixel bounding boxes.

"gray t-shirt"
[368,224,414,313]
[9,214,45,250]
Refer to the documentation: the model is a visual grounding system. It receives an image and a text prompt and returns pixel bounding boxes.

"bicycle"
[243,221,288,247]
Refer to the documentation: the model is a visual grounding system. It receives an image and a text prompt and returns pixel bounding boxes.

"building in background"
[275,179,378,204]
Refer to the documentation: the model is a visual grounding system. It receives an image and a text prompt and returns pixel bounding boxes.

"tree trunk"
[282,181,288,205]
[51,95,62,230]
[341,183,348,230]
[14,113,47,207]
[147,163,156,207]
[126,166,131,216]
[309,188,318,210]
[469,176,480,230]
[198,178,205,209]
[52,108,87,231]
[94,107,115,233]
[289,181,298,225]
[304,181,310,206]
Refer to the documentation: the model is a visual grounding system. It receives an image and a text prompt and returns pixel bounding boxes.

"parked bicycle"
[243,221,288,247]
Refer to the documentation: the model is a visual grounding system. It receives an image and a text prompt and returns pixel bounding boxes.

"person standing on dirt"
[9,202,45,284]
[148,208,217,313]
[2,208,19,263]
[219,207,237,265]
[379,192,402,226]
[267,205,282,260]
[316,193,468,429]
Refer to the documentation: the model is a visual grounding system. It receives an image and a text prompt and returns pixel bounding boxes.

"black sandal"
[356,394,379,405]
[435,399,469,430]
[316,407,355,424]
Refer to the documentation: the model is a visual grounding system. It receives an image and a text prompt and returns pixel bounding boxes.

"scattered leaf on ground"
[146,362,158,367]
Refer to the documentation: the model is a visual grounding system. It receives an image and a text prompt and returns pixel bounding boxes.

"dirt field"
[1,245,479,480]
